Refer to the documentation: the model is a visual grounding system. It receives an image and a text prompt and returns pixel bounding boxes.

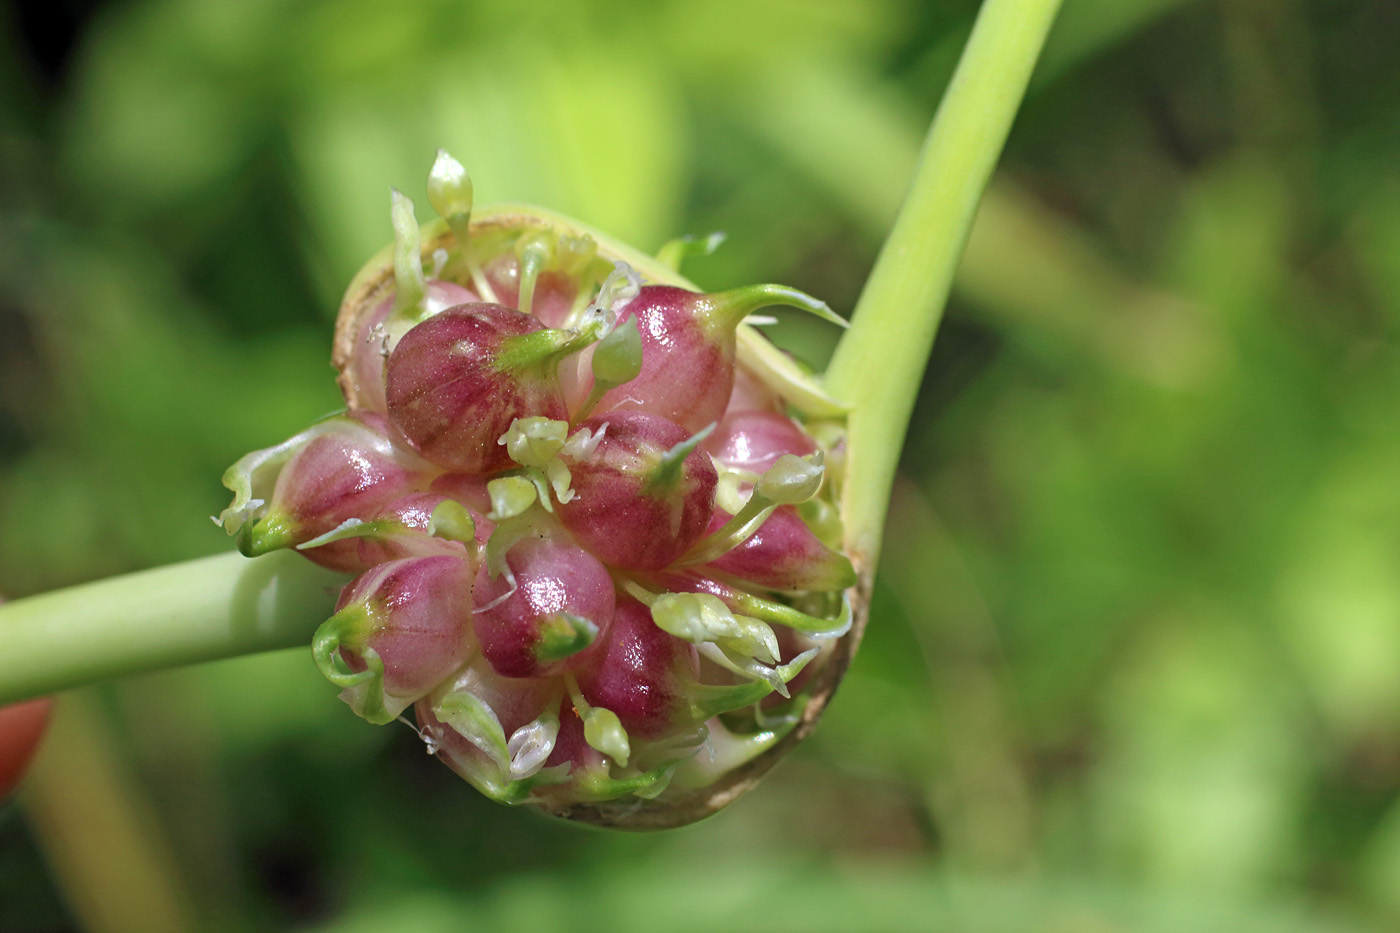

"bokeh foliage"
[2,0,1399,930]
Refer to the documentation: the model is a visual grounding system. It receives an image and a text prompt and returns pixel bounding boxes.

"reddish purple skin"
[726,365,783,416]
[343,280,478,413]
[346,491,478,569]
[386,304,568,473]
[705,410,817,474]
[482,254,580,328]
[556,411,718,571]
[473,535,616,678]
[703,506,853,592]
[575,598,699,739]
[337,555,477,701]
[592,286,734,433]
[431,660,556,735]
[270,414,427,572]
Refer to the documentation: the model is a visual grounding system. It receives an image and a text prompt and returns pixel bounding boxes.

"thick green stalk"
[824,0,1063,567]
[0,552,343,705]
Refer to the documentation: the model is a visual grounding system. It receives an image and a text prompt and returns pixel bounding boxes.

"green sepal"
[685,679,777,723]
[796,495,845,549]
[573,319,643,422]
[499,765,574,804]
[644,423,716,495]
[592,261,641,320]
[725,589,855,640]
[427,149,473,230]
[697,640,816,700]
[294,500,476,558]
[515,230,554,316]
[500,417,569,468]
[582,707,631,768]
[493,326,596,375]
[591,317,643,388]
[651,592,744,644]
[312,606,397,725]
[652,592,812,696]
[702,283,848,339]
[650,591,783,667]
[678,452,824,566]
[714,468,752,516]
[716,614,782,666]
[427,150,500,302]
[668,718,797,792]
[238,510,297,557]
[534,613,599,665]
[390,188,426,316]
[426,500,477,544]
[506,705,562,780]
[754,452,824,504]
[498,418,577,509]
[433,692,572,805]
[447,755,572,807]
[487,476,537,521]
[572,758,680,804]
[436,689,511,773]
[655,231,726,272]
[482,514,538,584]
[542,459,574,505]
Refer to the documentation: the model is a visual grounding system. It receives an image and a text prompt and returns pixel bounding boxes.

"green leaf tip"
[390,188,426,316]
[706,283,848,335]
[534,613,599,664]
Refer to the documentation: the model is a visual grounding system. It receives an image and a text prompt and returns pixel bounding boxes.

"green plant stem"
[824,0,1063,568]
[0,552,344,705]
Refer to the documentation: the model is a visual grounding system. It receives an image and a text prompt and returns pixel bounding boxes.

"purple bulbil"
[472,534,616,678]
[556,411,718,570]
[386,303,571,473]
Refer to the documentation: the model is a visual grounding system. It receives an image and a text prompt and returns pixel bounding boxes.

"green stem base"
[824,0,1064,567]
[0,552,345,705]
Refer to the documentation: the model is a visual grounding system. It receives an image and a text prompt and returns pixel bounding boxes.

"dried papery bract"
[220,153,861,827]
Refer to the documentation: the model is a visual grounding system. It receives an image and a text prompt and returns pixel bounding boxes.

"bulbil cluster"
[219,153,854,814]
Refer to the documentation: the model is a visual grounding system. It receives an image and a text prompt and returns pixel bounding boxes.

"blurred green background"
[2,0,1399,930]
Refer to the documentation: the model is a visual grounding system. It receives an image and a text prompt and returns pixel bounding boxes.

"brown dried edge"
[331,207,867,829]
